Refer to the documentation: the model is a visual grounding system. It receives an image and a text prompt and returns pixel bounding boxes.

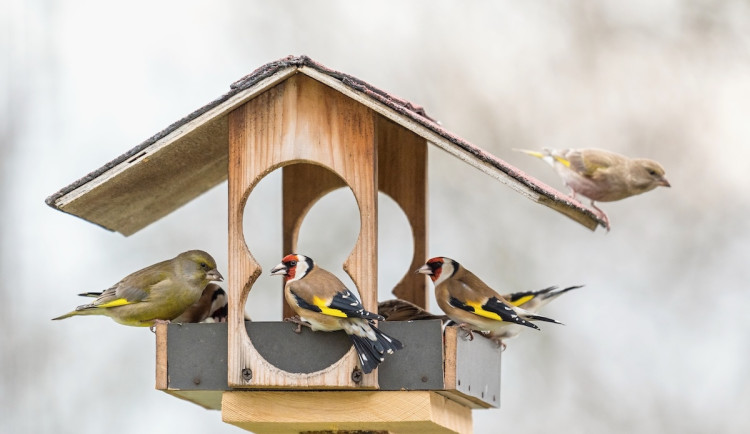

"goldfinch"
[53,250,223,328]
[516,148,670,230]
[271,254,403,374]
[417,257,562,346]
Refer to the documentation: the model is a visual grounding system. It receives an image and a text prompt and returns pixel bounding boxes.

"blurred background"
[2,1,749,433]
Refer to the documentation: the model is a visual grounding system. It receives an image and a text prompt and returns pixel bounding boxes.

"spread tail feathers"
[348,324,403,374]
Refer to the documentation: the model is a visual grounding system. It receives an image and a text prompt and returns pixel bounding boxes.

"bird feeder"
[47,56,604,434]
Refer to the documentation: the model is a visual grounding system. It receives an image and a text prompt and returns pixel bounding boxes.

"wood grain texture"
[155,322,168,390]
[376,117,428,308]
[222,391,472,434]
[228,73,378,388]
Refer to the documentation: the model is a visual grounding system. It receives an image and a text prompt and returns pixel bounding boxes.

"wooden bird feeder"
[47,56,604,434]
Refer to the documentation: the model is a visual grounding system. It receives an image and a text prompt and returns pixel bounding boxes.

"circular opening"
[296,186,360,293]
[242,168,283,321]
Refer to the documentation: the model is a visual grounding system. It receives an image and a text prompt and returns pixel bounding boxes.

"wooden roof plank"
[46,56,604,235]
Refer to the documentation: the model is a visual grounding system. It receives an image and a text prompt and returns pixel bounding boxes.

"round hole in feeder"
[242,168,283,321]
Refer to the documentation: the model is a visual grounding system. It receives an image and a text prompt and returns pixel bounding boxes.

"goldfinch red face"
[270,254,313,282]
[417,257,456,286]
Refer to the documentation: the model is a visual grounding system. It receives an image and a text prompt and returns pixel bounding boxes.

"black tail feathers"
[348,324,403,374]
[525,313,564,326]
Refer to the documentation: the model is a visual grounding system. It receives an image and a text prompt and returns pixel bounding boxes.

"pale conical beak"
[270,263,288,276]
[660,178,671,188]
[415,264,432,275]
[207,269,224,282]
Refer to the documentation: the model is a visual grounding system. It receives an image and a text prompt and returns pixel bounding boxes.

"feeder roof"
[46,55,604,235]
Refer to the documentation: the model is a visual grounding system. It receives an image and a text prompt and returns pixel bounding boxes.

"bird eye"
[288,260,297,267]
[200,262,208,269]
[647,169,658,176]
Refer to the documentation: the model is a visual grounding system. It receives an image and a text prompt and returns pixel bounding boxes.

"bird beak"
[415,264,432,275]
[207,269,224,282]
[659,178,671,188]
[270,263,288,276]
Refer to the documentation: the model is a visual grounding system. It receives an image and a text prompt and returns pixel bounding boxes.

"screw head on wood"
[242,368,253,382]
[351,368,363,384]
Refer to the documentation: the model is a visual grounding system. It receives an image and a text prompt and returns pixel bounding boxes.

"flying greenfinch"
[417,257,562,347]
[53,250,223,328]
[516,148,670,230]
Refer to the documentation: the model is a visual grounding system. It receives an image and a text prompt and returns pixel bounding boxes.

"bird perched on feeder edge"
[52,250,223,330]
[417,256,562,348]
[79,283,231,323]
[515,148,670,231]
[271,254,403,374]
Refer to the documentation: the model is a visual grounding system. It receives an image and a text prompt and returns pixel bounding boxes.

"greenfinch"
[53,250,223,328]
[516,148,670,230]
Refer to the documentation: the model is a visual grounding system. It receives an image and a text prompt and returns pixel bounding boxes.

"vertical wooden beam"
[377,117,429,308]
[227,73,378,388]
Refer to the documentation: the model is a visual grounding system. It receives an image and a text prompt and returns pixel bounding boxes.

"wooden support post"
[376,117,428,308]
[228,73,378,388]
[222,391,472,434]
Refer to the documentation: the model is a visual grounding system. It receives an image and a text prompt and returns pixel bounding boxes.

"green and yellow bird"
[516,148,670,230]
[53,250,223,328]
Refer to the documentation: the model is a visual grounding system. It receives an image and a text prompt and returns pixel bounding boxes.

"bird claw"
[284,315,309,334]
[590,202,611,232]
[490,336,507,351]
[457,323,475,341]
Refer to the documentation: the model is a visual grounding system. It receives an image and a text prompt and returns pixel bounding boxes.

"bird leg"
[284,315,311,334]
[589,201,611,232]
[149,319,171,333]
[457,323,475,341]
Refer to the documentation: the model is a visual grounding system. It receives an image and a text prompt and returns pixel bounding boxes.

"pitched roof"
[46,55,604,235]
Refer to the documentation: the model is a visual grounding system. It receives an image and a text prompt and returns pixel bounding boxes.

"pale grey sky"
[3,1,749,433]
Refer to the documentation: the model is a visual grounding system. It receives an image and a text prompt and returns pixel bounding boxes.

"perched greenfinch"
[53,250,223,328]
[516,148,670,230]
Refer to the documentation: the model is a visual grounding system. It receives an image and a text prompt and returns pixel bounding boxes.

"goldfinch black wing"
[289,283,383,320]
[447,293,540,330]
